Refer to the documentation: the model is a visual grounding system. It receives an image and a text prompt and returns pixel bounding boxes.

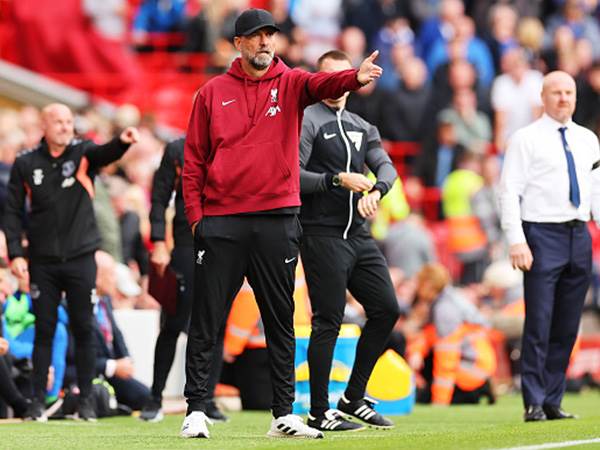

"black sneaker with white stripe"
[307,409,364,432]
[337,396,394,429]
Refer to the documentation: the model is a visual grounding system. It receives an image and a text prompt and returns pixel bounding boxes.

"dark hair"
[317,50,352,70]
[0,257,8,269]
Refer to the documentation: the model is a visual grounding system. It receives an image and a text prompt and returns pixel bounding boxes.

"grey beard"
[250,52,273,70]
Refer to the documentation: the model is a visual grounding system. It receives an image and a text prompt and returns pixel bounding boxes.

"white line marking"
[491,438,600,450]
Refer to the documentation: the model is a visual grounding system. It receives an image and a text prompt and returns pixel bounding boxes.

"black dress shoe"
[543,405,577,420]
[524,405,547,422]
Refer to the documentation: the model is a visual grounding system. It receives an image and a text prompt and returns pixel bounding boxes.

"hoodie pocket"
[206,140,293,199]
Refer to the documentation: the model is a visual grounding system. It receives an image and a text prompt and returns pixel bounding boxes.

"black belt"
[524,220,586,228]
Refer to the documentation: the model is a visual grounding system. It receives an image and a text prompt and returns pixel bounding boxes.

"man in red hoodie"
[181,8,382,439]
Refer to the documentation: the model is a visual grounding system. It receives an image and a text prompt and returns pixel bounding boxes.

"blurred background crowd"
[0,0,600,417]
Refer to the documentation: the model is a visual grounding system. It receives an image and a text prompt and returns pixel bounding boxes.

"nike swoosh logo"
[285,257,297,264]
[324,132,336,140]
[221,99,236,106]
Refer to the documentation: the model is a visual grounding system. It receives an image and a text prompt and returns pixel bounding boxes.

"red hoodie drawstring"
[251,79,260,126]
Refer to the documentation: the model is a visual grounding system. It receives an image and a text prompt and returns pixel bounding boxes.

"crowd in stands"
[1,0,600,418]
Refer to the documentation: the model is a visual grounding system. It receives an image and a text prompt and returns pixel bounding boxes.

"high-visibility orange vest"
[408,323,496,405]
[446,216,488,254]
[224,280,266,357]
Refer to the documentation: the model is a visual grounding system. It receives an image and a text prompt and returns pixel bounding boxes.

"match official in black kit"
[299,51,400,432]
[4,103,139,421]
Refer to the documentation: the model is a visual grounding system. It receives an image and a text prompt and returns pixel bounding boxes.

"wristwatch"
[332,174,341,187]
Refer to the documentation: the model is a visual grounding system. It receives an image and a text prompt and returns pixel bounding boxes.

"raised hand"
[120,127,140,144]
[357,50,383,86]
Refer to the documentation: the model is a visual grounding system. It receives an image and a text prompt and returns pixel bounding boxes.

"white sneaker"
[180,411,213,438]
[267,414,324,439]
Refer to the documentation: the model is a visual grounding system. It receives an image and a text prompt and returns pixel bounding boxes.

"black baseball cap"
[234,8,280,37]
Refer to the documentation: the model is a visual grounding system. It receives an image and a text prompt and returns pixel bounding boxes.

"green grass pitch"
[1,394,599,449]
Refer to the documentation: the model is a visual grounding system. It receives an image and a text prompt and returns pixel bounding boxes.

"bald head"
[541,71,576,124]
[41,103,74,152]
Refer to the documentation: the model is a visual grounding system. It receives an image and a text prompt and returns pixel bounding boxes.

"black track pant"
[150,245,224,403]
[29,253,97,402]
[0,355,29,417]
[184,215,300,418]
[301,233,400,417]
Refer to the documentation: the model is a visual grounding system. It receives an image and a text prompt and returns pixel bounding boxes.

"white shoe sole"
[24,415,48,423]
[266,430,324,439]
[180,431,209,439]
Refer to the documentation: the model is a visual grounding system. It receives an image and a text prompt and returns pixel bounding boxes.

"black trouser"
[0,354,29,417]
[150,245,224,403]
[109,376,151,411]
[29,253,97,402]
[221,347,272,410]
[185,215,300,418]
[301,233,400,417]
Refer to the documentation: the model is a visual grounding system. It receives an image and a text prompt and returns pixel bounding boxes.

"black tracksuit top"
[149,137,193,248]
[5,137,130,262]
[299,102,398,238]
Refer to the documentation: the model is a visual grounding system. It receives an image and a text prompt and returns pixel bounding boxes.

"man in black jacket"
[4,103,138,421]
[299,51,400,432]
[140,137,226,423]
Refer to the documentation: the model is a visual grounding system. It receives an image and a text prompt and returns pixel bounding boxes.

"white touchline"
[491,438,600,450]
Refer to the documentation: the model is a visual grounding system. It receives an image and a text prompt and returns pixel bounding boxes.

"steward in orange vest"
[407,263,496,405]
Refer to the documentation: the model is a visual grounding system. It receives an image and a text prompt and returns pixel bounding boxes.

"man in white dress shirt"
[499,71,600,422]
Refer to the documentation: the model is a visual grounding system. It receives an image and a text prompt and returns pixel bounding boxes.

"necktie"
[559,127,580,208]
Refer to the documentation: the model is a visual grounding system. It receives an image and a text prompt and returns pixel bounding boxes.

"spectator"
[516,16,547,72]
[427,16,495,88]
[291,0,343,65]
[338,26,368,68]
[428,58,492,132]
[437,87,492,152]
[491,47,543,153]
[184,0,216,53]
[343,0,410,49]
[574,62,600,131]
[415,115,465,188]
[383,213,436,279]
[472,155,505,261]
[2,275,68,405]
[483,3,519,74]
[346,81,388,134]
[79,251,151,411]
[542,25,577,72]
[417,0,465,62]
[106,176,149,278]
[442,151,488,284]
[380,56,431,142]
[0,258,31,418]
[543,0,600,60]
[371,14,416,90]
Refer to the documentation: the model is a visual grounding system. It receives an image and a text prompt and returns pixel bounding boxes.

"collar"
[319,101,345,116]
[540,113,574,130]
[39,138,76,160]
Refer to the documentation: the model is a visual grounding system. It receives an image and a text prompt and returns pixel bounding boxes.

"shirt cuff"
[506,227,527,246]
[104,359,117,378]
